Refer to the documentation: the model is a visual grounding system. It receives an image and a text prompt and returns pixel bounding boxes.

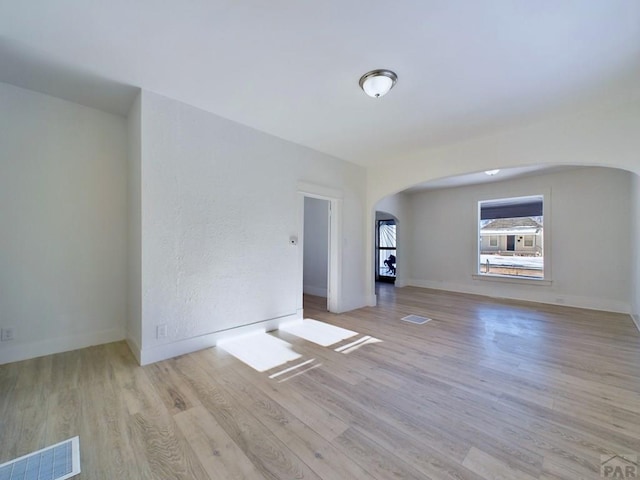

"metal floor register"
[0,437,80,480]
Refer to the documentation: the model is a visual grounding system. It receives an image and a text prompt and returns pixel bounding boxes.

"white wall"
[406,167,632,312]
[0,82,128,364]
[126,93,142,359]
[137,91,366,364]
[369,100,640,202]
[303,197,329,297]
[631,173,640,330]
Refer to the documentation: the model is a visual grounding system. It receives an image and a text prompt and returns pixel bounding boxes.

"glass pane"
[379,223,396,248]
[479,213,543,278]
[379,249,396,277]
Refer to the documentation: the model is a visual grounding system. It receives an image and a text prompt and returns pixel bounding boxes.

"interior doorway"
[297,183,342,316]
[303,197,330,310]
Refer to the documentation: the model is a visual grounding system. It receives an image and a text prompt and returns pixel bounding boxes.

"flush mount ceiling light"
[484,169,500,176]
[359,69,398,98]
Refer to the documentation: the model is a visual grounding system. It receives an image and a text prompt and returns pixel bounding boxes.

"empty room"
[1,2,639,479]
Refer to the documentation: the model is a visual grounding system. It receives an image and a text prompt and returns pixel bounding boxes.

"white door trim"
[297,183,342,314]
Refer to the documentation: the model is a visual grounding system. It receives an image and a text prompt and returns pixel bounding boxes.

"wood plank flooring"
[1,284,639,479]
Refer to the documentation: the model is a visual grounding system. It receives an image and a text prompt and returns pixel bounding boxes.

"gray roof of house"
[482,217,543,231]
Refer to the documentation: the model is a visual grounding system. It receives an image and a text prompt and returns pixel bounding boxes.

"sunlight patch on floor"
[335,335,383,354]
[279,318,358,347]
[218,332,301,372]
[268,358,324,383]
[268,358,316,379]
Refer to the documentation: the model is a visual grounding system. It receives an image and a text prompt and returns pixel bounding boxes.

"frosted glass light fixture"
[484,169,500,176]
[359,69,398,98]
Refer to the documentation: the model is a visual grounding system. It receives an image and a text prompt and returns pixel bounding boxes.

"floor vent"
[0,436,80,480]
[401,315,432,325]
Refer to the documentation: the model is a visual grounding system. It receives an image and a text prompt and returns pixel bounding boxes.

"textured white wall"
[137,91,366,363]
[631,173,640,330]
[303,197,329,297]
[0,82,128,364]
[406,167,632,312]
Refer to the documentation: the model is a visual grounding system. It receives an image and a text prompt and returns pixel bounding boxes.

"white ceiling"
[1,1,639,169]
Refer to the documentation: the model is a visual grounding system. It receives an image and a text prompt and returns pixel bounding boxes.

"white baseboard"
[0,327,124,365]
[138,312,300,366]
[126,335,142,365]
[406,278,630,314]
[303,285,328,297]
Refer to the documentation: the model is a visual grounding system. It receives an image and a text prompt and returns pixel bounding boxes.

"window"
[478,195,544,280]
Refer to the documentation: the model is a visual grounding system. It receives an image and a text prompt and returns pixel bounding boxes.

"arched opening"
[369,165,639,319]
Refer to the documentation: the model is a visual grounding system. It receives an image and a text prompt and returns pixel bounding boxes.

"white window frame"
[473,190,552,286]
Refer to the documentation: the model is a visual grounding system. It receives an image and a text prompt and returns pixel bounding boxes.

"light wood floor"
[1,284,639,479]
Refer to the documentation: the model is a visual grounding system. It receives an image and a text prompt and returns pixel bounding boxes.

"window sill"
[472,274,552,286]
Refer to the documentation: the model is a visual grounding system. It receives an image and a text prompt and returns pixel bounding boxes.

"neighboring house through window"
[477,195,545,280]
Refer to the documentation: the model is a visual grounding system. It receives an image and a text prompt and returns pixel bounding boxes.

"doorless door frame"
[297,182,342,315]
